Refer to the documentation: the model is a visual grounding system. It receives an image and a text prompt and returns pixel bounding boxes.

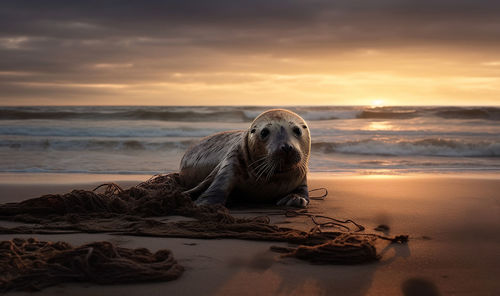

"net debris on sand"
[0,173,408,292]
[0,238,183,292]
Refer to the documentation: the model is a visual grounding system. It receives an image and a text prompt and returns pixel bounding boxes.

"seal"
[179,109,310,208]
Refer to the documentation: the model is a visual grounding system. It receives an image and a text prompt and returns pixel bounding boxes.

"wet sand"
[1,173,499,295]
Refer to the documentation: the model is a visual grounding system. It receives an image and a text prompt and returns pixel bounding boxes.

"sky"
[1,0,500,106]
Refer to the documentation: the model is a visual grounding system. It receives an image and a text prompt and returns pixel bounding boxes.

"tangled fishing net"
[0,173,408,292]
[0,238,183,292]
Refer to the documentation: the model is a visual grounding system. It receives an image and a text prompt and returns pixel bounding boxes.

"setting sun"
[371,99,385,107]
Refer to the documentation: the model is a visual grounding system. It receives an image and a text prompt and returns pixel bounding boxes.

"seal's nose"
[277,143,301,165]
[280,143,293,153]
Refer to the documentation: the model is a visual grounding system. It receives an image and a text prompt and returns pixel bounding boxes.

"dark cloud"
[2,0,499,39]
[0,0,500,104]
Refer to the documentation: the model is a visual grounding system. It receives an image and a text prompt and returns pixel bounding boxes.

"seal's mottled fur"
[180,109,310,207]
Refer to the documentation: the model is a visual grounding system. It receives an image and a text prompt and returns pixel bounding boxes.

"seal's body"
[179,109,310,207]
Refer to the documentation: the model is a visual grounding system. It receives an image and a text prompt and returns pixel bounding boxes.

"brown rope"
[0,173,409,291]
[93,183,124,196]
[284,209,365,232]
[308,187,328,200]
[270,233,379,264]
[0,238,183,292]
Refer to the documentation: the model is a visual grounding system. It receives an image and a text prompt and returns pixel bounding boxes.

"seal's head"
[247,109,310,180]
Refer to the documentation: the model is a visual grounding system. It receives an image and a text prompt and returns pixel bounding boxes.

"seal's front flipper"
[195,157,237,206]
[195,177,232,206]
[183,164,220,200]
[195,188,227,206]
[276,193,309,208]
[276,183,309,208]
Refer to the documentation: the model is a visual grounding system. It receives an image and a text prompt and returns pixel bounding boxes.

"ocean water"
[0,106,499,175]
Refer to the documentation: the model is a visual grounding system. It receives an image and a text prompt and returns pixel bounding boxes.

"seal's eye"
[293,126,302,136]
[260,128,270,139]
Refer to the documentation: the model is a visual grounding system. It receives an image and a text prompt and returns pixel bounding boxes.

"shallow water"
[0,106,499,175]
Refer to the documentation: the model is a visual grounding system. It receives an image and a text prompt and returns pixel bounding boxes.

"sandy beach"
[0,172,499,295]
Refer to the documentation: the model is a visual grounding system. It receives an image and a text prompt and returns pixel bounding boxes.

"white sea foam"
[313,139,500,157]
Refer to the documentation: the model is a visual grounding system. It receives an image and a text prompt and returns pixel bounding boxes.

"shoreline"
[0,170,498,185]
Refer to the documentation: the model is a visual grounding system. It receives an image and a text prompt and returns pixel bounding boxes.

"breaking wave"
[357,110,419,119]
[312,138,500,157]
[357,107,500,120]
[0,126,224,138]
[0,108,249,122]
[433,107,500,120]
[3,136,498,158]
[0,138,195,151]
[1,106,499,122]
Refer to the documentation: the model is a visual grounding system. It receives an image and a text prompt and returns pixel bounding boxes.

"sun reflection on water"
[365,121,393,131]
